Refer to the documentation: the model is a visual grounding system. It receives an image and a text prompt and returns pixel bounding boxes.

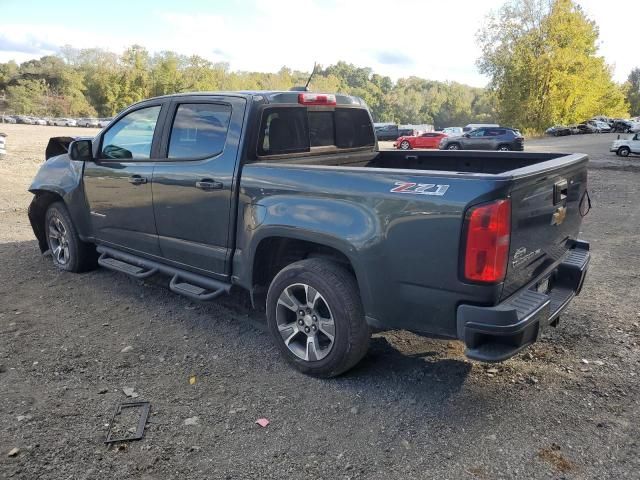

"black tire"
[618,146,631,157]
[400,140,411,150]
[497,144,511,151]
[45,202,97,272]
[447,143,460,150]
[266,258,370,378]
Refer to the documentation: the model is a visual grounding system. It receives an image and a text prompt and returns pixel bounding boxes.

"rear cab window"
[258,105,375,157]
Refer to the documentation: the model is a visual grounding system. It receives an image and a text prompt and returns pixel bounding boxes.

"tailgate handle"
[553,179,568,205]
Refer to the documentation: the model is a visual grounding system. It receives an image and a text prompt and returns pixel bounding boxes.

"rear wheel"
[400,140,411,150]
[266,258,370,378]
[618,146,631,157]
[45,202,97,272]
[447,143,460,150]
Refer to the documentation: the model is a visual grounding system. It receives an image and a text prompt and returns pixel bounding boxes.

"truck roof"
[133,90,366,107]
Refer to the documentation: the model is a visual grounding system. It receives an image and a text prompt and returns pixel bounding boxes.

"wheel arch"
[28,189,66,252]
[245,231,372,315]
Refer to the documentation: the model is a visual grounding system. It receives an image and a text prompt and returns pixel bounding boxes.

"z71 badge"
[390,182,449,196]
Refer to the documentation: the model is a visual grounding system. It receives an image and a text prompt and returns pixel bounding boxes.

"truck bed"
[273,148,581,177]
[368,149,573,175]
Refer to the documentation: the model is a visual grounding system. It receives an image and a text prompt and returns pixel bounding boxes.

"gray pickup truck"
[28,90,591,377]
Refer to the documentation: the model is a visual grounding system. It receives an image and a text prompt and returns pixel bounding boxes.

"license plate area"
[536,277,551,294]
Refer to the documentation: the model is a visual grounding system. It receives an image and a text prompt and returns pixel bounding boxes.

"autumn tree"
[478,0,628,132]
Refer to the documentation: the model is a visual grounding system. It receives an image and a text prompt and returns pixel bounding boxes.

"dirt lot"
[1,124,639,479]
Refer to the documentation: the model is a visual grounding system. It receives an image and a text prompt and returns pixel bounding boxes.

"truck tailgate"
[501,154,589,300]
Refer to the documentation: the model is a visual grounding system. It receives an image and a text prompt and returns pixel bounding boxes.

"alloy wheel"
[48,216,70,265]
[275,283,335,361]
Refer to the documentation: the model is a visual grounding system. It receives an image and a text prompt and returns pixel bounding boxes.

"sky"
[0,0,636,87]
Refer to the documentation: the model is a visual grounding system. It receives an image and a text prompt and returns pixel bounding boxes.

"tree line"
[0,0,636,133]
[0,48,495,128]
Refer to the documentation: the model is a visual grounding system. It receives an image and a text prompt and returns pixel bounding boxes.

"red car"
[394,132,448,150]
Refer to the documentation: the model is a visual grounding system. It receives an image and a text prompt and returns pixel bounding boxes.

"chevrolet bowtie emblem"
[551,206,567,225]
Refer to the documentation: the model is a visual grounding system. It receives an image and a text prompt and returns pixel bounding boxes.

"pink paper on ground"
[255,418,270,427]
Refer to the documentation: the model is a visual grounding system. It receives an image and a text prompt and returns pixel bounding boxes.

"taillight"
[463,199,511,283]
[298,93,337,106]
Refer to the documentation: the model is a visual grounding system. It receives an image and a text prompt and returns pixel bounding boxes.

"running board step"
[169,275,225,301]
[96,245,231,302]
[98,255,158,279]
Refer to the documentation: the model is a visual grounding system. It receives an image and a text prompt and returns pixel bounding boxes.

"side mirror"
[464,133,470,138]
[68,139,93,161]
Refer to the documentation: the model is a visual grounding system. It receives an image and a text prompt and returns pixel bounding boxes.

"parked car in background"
[463,123,499,133]
[77,117,100,128]
[591,116,613,126]
[610,133,640,157]
[98,118,113,128]
[576,123,597,134]
[439,127,524,151]
[611,120,634,133]
[441,127,463,136]
[2,115,17,124]
[395,132,448,150]
[398,127,416,137]
[568,124,581,135]
[0,133,6,155]
[16,116,34,124]
[33,118,47,126]
[545,125,572,136]
[374,123,399,141]
[52,118,77,127]
[587,120,611,133]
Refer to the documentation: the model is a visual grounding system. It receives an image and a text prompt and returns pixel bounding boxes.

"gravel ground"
[0,125,638,479]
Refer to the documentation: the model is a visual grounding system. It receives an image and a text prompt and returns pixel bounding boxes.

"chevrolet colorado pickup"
[28,90,591,377]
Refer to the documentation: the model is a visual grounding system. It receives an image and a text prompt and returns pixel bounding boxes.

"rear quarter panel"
[235,163,509,337]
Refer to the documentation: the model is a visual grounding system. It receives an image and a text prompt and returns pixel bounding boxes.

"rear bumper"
[456,241,590,362]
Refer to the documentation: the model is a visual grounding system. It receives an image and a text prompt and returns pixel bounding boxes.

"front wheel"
[45,202,97,272]
[618,146,631,157]
[447,143,460,150]
[399,140,411,150]
[497,144,511,151]
[266,259,370,378]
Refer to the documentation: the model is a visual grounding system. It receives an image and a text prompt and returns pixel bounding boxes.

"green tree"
[6,79,47,114]
[478,0,628,133]
[624,68,640,116]
[0,61,18,91]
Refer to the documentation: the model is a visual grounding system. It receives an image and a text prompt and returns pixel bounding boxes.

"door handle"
[128,175,147,185]
[195,179,223,191]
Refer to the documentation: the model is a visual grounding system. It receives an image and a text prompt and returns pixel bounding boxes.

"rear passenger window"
[168,103,231,159]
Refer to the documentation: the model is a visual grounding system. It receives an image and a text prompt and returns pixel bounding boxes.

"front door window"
[101,106,161,160]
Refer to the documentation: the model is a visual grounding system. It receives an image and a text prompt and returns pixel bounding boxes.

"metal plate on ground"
[104,401,150,444]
